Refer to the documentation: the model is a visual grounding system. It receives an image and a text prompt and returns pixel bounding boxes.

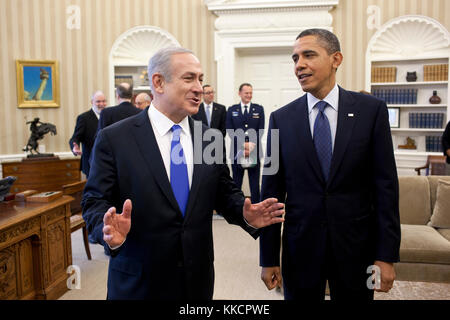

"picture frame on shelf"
[16,60,60,108]
[388,107,400,128]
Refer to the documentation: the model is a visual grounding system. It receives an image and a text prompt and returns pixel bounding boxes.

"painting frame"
[16,60,60,108]
[388,107,400,128]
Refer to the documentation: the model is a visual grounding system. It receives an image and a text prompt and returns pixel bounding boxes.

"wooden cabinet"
[2,158,81,193]
[0,196,73,300]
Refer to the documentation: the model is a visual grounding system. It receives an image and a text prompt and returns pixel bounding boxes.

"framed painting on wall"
[16,60,60,108]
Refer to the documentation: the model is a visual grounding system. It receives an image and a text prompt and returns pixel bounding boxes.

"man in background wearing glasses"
[192,84,226,138]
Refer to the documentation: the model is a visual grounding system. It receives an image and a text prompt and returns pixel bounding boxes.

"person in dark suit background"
[192,84,226,137]
[69,90,106,177]
[443,121,450,175]
[259,29,400,300]
[97,82,141,132]
[82,46,284,300]
[226,83,265,204]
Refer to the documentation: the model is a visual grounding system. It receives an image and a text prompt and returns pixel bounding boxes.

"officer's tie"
[243,105,249,121]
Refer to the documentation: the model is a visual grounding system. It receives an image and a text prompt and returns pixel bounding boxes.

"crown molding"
[205,0,337,31]
[205,0,338,12]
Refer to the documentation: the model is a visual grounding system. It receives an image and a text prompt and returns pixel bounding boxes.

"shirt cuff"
[108,238,126,251]
[244,217,259,230]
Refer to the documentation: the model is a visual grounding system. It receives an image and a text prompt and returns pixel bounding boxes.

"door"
[235,47,303,143]
[232,47,302,195]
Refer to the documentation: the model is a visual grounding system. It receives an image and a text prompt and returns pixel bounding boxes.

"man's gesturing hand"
[103,199,132,248]
[243,197,284,229]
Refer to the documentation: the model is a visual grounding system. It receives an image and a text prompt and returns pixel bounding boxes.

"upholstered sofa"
[395,175,450,283]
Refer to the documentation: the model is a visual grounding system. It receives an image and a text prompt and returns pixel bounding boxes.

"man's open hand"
[103,199,132,248]
[243,197,284,228]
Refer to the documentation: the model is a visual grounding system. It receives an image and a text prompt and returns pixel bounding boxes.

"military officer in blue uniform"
[226,83,265,204]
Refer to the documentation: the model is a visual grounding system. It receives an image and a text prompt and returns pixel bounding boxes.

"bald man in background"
[135,92,152,110]
[69,90,107,177]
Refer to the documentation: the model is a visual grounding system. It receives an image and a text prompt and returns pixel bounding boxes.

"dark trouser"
[231,163,260,203]
[284,232,374,301]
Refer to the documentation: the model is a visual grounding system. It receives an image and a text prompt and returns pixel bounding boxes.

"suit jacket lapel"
[210,103,218,128]
[198,103,208,126]
[184,118,206,222]
[328,87,357,186]
[131,109,181,213]
[294,95,324,183]
[88,109,98,126]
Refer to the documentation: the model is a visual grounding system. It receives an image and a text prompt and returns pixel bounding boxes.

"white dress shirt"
[307,83,339,151]
[148,103,194,188]
[240,102,251,115]
[92,106,101,119]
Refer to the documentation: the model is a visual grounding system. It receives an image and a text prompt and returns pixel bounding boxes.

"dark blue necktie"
[313,101,332,181]
[243,105,249,121]
[170,125,189,216]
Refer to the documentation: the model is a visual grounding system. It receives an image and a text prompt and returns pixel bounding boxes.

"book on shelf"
[423,64,449,82]
[426,136,443,152]
[408,112,445,129]
[372,88,417,104]
[114,75,133,87]
[371,66,397,83]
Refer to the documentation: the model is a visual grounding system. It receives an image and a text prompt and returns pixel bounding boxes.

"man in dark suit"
[192,84,226,137]
[443,121,450,175]
[82,47,284,300]
[259,29,400,301]
[97,82,141,131]
[69,91,106,177]
[226,83,265,204]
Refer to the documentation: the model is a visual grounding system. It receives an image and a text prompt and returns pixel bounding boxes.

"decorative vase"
[406,71,417,82]
[429,91,441,104]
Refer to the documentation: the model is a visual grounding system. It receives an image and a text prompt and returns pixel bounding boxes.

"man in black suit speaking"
[69,91,106,177]
[82,47,285,300]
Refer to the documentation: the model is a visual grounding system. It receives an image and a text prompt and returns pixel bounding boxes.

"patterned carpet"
[60,219,450,300]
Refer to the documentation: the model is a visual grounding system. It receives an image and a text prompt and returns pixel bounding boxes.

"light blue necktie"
[313,101,332,181]
[170,125,189,216]
[206,105,212,127]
